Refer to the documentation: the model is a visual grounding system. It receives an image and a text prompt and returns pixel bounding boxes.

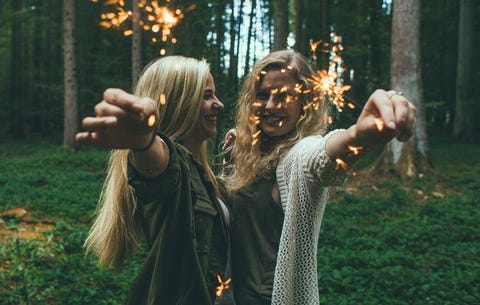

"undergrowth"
[0,138,478,304]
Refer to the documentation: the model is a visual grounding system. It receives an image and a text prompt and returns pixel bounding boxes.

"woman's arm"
[76,88,169,177]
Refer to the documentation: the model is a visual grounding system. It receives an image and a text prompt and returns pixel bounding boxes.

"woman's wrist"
[132,132,157,152]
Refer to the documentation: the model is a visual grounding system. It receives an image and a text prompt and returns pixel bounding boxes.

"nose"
[264,94,277,111]
[212,96,224,111]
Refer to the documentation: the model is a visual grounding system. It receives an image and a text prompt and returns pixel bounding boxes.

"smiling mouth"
[262,115,284,124]
[205,115,217,123]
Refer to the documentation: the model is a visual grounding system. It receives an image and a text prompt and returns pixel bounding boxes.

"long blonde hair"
[224,50,330,192]
[84,56,217,270]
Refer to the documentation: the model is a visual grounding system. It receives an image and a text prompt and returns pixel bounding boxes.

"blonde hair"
[224,50,330,192]
[84,56,217,270]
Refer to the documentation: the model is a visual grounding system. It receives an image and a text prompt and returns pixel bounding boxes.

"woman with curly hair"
[222,50,416,305]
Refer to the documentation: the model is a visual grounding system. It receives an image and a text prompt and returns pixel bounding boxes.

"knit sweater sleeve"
[272,130,347,305]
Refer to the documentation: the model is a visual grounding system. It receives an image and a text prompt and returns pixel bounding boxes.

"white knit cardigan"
[272,131,346,305]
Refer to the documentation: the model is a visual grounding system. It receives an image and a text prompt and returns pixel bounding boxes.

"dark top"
[126,135,228,305]
[230,175,284,305]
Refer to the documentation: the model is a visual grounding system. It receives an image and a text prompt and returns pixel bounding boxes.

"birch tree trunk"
[131,0,142,91]
[453,0,474,140]
[379,0,428,177]
[63,0,78,148]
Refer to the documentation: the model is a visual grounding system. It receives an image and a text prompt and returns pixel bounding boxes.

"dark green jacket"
[126,135,228,305]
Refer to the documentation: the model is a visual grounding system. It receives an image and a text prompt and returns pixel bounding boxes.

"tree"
[377,0,427,177]
[63,0,78,148]
[273,0,288,50]
[9,0,28,138]
[131,0,142,91]
[453,0,475,141]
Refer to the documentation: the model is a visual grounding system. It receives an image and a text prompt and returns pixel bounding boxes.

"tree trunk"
[379,0,428,177]
[453,0,474,140]
[244,0,256,76]
[9,0,27,138]
[294,0,304,53]
[63,0,78,148]
[273,0,288,51]
[131,0,142,91]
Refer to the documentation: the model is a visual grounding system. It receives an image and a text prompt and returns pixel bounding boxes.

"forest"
[1,0,479,304]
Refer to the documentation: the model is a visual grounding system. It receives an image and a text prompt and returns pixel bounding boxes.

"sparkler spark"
[335,158,348,170]
[93,0,184,55]
[159,93,166,105]
[146,114,156,127]
[348,145,363,155]
[215,274,232,298]
[374,118,384,131]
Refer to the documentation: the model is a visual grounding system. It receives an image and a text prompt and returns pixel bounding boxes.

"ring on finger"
[387,91,403,99]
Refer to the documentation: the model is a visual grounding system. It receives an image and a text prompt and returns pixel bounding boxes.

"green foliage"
[318,139,480,305]
[1,140,479,303]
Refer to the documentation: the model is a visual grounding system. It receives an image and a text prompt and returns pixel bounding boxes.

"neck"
[182,137,203,161]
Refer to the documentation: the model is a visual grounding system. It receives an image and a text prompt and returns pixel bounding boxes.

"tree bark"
[380,0,428,177]
[453,0,475,140]
[9,0,27,138]
[273,0,288,51]
[131,0,142,91]
[63,0,78,148]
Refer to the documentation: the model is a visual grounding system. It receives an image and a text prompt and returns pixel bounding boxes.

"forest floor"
[0,137,479,304]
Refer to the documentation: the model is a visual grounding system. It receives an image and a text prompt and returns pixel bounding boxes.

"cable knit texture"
[272,130,347,305]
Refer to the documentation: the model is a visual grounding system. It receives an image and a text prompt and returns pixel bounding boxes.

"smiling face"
[190,74,224,142]
[255,69,303,141]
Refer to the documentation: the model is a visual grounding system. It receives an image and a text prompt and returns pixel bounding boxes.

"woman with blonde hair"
[76,56,234,305]
[221,50,416,305]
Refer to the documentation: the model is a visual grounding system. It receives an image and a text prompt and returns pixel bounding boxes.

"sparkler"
[92,0,184,55]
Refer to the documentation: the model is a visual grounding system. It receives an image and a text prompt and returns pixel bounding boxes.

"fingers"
[392,98,416,141]
[222,129,237,150]
[81,116,118,131]
[103,88,157,121]
[369,90,397,130]
[382,90,416,142]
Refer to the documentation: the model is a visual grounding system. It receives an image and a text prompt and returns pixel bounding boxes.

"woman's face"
[191,74,224,141]
[255,69,302,140]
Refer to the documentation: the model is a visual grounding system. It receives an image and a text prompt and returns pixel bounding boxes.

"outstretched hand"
[353,89,416,148]
[75,88,159,149]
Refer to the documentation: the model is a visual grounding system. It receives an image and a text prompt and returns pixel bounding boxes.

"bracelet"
[132,132,157,152]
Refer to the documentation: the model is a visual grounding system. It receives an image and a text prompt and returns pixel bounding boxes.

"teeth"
[263,116,282,123]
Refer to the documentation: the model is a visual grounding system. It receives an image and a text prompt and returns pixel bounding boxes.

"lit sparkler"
[92,0,184,55]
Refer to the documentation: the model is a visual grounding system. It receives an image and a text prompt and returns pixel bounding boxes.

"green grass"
[0,138,479,304]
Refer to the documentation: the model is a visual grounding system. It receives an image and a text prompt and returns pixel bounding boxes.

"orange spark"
[146,114,156,127]
[336,158,348,170]
[215,274,232,298]
[160,93,166,105]
[374,118,384,131]
[348,145,363,155]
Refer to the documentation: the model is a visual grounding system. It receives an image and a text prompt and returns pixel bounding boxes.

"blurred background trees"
[0,0,478,147]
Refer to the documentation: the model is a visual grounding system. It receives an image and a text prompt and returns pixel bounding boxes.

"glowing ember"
[215,274,232,298]
[335,158,348,170]
[348,145,363,155]
[159,93,166,105]
[92,0,184,55]
[374,118,384,131]
[146,114,156,127]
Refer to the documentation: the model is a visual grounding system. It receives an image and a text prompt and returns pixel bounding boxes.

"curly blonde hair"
[223,50,330,192]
